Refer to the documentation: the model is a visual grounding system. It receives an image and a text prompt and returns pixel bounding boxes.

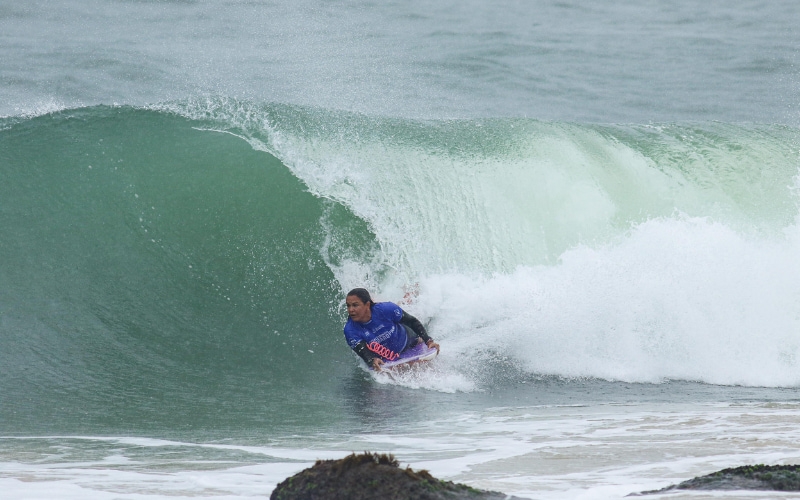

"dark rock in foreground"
[635,464,800,495]
[270,452,522,500]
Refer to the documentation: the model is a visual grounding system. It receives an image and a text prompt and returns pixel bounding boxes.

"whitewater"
[2,1,800,499]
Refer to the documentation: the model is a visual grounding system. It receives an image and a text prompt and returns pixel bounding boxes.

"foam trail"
[4,403,800,499]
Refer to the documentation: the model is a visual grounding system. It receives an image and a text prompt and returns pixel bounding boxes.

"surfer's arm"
[400,312,432,343]
[401,311,439,352]
[352,340,381,369]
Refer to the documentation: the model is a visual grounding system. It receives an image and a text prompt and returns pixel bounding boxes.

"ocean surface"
[2,1,800,498]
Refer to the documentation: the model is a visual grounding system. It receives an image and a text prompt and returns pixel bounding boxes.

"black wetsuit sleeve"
[400,311,431,343]
[353,340,377,366]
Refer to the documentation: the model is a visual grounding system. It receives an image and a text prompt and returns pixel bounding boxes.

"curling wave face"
[173,98,800,388]
[2,102,800,434]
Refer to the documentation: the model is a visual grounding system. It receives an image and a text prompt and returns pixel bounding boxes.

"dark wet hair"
[346,288,374,305]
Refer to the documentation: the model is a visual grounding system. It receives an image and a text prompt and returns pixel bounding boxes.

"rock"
[634,464,800,495]
[270,452,522,500]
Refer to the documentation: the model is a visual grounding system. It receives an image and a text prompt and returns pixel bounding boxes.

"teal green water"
[3,105,800,439]
[0,107,371,433]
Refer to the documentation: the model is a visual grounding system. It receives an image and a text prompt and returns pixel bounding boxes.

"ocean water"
[2,1,800,498]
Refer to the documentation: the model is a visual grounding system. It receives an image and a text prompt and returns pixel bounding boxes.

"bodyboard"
[379,342,438,370]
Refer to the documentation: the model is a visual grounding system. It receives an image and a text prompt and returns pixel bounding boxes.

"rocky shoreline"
[270,452,523,500]
[271,454,800,499]
[634,465,800,495]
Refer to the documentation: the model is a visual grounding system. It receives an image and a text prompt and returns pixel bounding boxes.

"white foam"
[418,215,800,387]
[369,358,476,393]
[4,403,800,499]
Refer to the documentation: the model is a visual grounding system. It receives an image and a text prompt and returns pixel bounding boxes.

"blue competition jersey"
[344,302,408,356]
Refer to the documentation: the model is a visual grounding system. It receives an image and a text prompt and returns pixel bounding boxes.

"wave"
[153,98,800,388]
[1,101,799,432]
[0,105,370,432]
[160,98,800,270]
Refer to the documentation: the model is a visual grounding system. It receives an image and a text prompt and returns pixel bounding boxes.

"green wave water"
[2,103,800,436]
[0,106,377,434]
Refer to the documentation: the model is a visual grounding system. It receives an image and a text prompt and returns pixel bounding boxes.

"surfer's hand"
[371,358,384,371]
[426,339,440,353]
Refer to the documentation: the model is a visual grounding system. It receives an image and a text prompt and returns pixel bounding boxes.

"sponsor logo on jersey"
[373,331,392,344]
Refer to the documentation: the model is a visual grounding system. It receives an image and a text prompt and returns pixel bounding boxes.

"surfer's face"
[346,296,372,323]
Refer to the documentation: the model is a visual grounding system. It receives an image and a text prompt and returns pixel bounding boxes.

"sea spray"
[415,214,800,387]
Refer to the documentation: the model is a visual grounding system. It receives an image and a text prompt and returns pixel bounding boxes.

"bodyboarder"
[343,288,439,371]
